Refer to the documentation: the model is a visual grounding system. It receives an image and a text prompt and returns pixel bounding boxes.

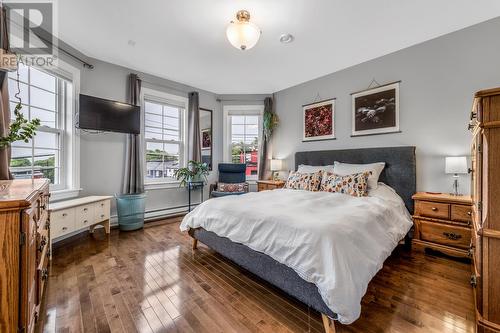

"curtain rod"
[5,11,94,69]
[140,79,193,95]
[216,99,266,103]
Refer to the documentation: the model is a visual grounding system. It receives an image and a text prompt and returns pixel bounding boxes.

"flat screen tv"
[78,94,140,134]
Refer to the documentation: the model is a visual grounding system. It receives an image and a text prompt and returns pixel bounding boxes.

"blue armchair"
[210,163,249,198]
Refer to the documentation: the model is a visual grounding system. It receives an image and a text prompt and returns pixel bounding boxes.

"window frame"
[8,60,81,199]
[223,104,264,182]
[141,88,188,187]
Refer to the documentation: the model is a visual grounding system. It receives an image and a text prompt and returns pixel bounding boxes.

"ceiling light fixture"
[279,34,294,44]
[226,10,261,51]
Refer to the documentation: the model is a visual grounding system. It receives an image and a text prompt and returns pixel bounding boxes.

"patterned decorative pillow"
[218,182,248,193]
[284,171,322,191]
[320,171,371,197]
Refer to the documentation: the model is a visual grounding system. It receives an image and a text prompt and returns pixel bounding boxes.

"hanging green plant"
[263,110,279,140]
[0,103,40,149]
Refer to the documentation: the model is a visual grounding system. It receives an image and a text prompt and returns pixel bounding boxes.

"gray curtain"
[258,96,273,180]
[122,74,144,194]
[0,71,12,180]
[187,92,201,162]
[0,6,12,180]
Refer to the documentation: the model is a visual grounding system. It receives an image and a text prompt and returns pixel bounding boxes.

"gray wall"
[272,17,500,195]
[71,58,222,218]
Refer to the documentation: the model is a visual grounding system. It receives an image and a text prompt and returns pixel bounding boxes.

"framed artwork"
[302,98,335,141]
[202,129,211,149]
[351,82,400,137]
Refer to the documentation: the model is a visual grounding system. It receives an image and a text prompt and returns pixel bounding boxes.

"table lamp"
[445,156,468,196]
[270,159,282,181]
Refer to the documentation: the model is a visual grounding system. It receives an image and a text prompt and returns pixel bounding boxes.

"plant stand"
[187,181,204,212]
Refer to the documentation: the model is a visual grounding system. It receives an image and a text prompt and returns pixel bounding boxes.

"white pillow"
[333,161,385,190]
[297,164,335,174]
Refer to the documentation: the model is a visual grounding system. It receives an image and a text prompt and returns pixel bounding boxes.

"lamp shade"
[270,159,282,171]
[445,156,467,174]
[226,10,261,51]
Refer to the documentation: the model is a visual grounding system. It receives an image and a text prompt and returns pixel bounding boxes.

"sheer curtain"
[122,74,144,194]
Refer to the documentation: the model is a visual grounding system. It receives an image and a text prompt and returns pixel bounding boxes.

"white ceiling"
[57,0,500,94]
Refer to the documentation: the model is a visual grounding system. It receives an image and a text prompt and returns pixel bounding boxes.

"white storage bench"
[49,196,112,256]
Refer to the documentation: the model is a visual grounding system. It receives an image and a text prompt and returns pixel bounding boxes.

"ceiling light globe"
[226,12,261,51]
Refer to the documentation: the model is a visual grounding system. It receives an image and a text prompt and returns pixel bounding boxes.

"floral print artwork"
[304,103,333,138]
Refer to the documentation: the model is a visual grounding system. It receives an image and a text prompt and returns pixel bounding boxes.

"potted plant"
[0,104,40,150]
[174,160,210,186]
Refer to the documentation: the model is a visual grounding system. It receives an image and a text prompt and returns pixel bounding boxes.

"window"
[7,61,80,198]
[223,105,263,180]
[143,90,187,184]
[8,64,65,188]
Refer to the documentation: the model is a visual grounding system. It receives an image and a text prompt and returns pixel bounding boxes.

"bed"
[181,146,416,333]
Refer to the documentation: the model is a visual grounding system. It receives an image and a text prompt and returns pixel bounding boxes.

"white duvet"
[180,183,412,324]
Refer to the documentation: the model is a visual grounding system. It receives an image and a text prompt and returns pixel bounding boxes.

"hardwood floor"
[38,217,475,333]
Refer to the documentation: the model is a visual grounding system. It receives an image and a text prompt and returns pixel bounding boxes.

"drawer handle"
[100,214,105,219]
[83,220,88,224]
[41,268,49,281]
[62,227,68,231]
[470,274,477,287]
[100,203,104,207]
[443,232,462,241]
[62,213,67,217]
[38,237,47,252]
[83,208,88,212]
[431,207,438,211]
[467,211,472,216]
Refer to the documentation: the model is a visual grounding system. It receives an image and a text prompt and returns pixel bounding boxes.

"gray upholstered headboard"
[295,146,416,213]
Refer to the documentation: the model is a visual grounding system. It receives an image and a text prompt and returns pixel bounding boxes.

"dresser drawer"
[75,203,95,228]
[94,200,110,222]
[51,208,76,238]
[419,220,471,249]
[451,204,472,224]
[415,201,450,220]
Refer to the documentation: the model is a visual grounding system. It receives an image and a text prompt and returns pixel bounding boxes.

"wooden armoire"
[470,87,500,333]
[0,179,50,333]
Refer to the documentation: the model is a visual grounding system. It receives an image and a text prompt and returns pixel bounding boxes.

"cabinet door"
[21,208,38,333]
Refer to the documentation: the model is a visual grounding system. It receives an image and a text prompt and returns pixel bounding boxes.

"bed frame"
[189,146,416,332]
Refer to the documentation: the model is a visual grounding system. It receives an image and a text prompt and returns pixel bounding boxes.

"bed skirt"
[189,227,337,319]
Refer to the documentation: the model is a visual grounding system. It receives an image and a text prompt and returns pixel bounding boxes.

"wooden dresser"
[0,179,50,333]
[469,87,500,333]
[412,192,473,258]
[257,180,285,191]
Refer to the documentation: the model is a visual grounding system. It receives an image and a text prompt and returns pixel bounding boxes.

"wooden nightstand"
[257,180,285,192]
[412,192,473,258]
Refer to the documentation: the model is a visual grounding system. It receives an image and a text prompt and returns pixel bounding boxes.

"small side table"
[187,181,204,212]
[257,180,285,192]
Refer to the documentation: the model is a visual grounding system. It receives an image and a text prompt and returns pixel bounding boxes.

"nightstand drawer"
[419,220,471,249]
[451,204,472,224]
[415,201,450,220]
[258,183,269,191]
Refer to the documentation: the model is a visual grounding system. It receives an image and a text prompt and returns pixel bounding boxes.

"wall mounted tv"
[77,94,140,134]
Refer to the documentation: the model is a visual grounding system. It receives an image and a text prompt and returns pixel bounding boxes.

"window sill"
[50,188,82,202]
